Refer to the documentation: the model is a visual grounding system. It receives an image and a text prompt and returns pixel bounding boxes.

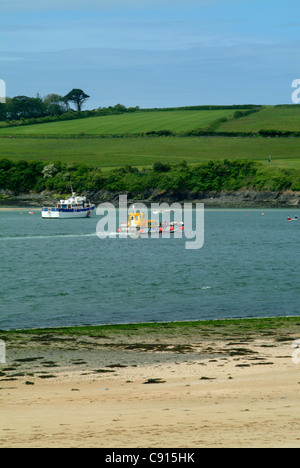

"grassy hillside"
[2,105,300,137]
[218,106,300,133]
[0,105,299,191]
[0,109,235,136]
[1,136,300,170]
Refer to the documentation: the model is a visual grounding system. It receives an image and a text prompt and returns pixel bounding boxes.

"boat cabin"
[127,210,158,229]
[56,202,86,209]
[55,193,91,210]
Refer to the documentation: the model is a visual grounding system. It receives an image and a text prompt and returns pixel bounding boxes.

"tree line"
[0,88,264,126]
[0,89,91,121]
[0,159,298,195]
[0,100,140,129]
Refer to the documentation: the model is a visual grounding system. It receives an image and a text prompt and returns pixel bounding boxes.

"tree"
[0,102,6,121]
[152,161,171,172]
[6,95,44,119]
[43,94,68,116]
[63,89,90,112]
[42,163,59,178]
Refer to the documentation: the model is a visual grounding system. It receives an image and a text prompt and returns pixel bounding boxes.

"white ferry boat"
[42,192,95,219]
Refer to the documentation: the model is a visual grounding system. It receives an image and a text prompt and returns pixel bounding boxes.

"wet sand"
[1,319,300,448]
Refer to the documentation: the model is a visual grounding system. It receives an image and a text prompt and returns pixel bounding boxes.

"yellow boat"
[118,207,184,234]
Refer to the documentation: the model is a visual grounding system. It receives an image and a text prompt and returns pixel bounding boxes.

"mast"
[70,180,76,197]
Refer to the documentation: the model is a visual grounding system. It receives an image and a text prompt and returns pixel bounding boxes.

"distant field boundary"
[1,130,300,139]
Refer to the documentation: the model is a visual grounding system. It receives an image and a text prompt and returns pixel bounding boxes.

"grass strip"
[1,316,300,342]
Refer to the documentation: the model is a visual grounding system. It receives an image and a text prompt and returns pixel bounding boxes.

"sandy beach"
[1,319,300,448]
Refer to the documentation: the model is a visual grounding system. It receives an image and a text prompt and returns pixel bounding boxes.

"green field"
[219,106,300,133]
[0,109,235,136]
[0,106,300,177]
[2,106,300,137]
[1,135,300,170]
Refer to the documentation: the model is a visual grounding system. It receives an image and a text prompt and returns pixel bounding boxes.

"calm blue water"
[0,208,299,330]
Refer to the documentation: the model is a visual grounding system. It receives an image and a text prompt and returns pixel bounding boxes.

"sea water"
[0,208,299,330]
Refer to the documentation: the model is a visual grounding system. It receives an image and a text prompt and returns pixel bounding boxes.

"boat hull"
[119,224,184,234]
[42,206,95,219]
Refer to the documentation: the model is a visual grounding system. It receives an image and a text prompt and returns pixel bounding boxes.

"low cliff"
[1,188,299,208]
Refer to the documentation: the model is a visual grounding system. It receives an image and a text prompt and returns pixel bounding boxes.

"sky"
[0,0,299,109]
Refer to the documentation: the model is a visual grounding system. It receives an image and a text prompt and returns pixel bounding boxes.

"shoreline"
[0,188,299,209]
[1,317,300,448]
[1,315,300,331]
[1,205,300,212]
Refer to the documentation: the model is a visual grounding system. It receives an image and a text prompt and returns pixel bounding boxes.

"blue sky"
[0,0,299,109]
